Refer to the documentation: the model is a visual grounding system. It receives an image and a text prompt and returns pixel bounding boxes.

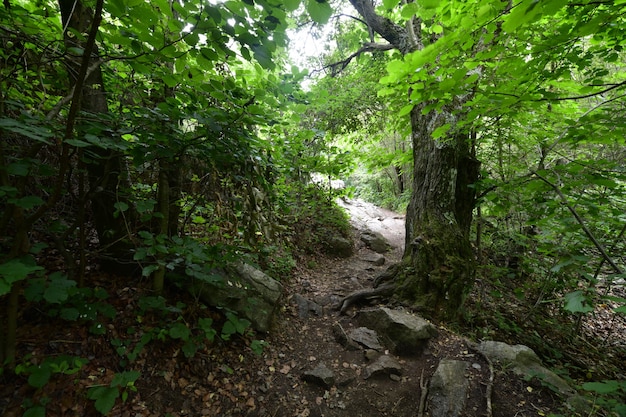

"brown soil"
[3,199,621,416]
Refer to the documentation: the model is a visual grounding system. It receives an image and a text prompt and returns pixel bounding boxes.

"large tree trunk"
[397,104,479,319]
[345,0,481,320]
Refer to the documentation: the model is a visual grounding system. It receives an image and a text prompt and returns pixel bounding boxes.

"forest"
[1,0,625,415]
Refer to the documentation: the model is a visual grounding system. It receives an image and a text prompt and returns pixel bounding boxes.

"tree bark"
[347,0,480,320]
[398,103,479,319]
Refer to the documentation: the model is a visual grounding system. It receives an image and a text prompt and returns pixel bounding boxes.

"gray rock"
[363,355,403,379]
[357,307,438,355]
[428,359,469,417]
[348,327,384,351]
[360,230,390,254]
[361,253,385,266]
[332,323,361,350]
[302,363,335,388]
[326,236,354,258]
[190,262,282,332]
[476,341,574,395]
[292,294,323,319]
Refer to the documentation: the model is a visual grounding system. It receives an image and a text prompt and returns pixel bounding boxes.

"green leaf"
[28,365,52,388]
[169,322,191,340]
[65,138,90,147]
[198,317,216,341]
[284,0,301,11]
[9,196,44,209]
[0,258,43,296]
[0,117,52,143]
[6,162,30,176]
[432,123,451,139]
[182,340,198,358]
[400,1,419,19]
[88,386,119,414]
[582,380,621,394]
[306,0,332,24]
[114,202,129,212]
[111,370,141,387]
[563,290,594,314]
[399,104,414,116]
[383,0,400,8]
[23,406,46,417]
[44,273,76,304]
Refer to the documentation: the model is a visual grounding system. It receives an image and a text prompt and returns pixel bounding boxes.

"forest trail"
[0,200,568,417]
[248,199,561,417]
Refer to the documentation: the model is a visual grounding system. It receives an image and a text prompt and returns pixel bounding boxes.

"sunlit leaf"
[306,0,332,24]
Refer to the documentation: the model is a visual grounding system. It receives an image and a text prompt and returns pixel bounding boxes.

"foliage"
[87,370,141,415]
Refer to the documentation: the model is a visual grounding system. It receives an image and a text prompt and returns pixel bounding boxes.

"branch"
[532,170,623,274]
[326,42,394,76]
[491,81,626,103]
[348,0,413,53]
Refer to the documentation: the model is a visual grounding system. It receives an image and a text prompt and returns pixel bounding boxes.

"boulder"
[476,341,574,395]
[360,230,390,254]
[190,262,283,333]
[428,359,470,417]
[326,236,354,258]
[357,307,438,355]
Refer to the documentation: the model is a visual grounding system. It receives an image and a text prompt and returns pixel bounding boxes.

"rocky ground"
[2,199,623,416]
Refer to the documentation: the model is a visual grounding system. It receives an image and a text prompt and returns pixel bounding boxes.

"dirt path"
[251,199,560,417]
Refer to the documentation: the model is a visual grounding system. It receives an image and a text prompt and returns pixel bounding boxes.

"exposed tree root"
[373,262,401,287]
[337,282,396,314]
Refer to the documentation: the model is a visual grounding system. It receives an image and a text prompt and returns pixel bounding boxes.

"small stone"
[363,355,402,379]
[302,363,335,388]
[364,349,378,361]
[361,253,385,266]
[472,363,481,370]
[348,327,384,351]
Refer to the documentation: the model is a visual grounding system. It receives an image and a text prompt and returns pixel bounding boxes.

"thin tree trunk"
[59,0,134,271]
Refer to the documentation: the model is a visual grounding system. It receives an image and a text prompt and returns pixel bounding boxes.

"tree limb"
[532,170,622,274]
[326,42,394,76]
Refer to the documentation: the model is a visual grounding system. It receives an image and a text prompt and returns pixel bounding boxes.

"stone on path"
[357,307,438,355]
[360,253,385,266]
[348,327,384,351]
[428,359,470,417]
[326,236,354,258]
[476,341,574,395]
[363,355,402,380]
[302,363,335,388]
[292,294,323,319]
[360,230,390,254]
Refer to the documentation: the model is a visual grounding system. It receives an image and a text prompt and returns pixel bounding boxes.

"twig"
[485,355,494,417]
[418,369,428,417]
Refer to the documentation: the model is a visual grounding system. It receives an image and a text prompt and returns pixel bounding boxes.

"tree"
[338,0,626,321]
[340,0,480,319]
